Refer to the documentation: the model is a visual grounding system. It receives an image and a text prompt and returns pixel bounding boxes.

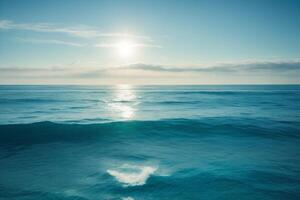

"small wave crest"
[107,164,157,186]
[122,197,134,200]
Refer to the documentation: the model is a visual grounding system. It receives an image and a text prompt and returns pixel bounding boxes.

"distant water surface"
[0,85,299,200]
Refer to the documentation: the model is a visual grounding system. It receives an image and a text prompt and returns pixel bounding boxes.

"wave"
[122,197,134,200]
[140,90,300,96]
[107,164,157,186]
[0,98,64,104]
[0,118,299,146]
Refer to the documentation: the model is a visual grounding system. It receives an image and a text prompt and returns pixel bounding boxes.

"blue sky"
[0,0,300,84]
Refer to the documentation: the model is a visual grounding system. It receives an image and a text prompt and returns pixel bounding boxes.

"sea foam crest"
[107,164,157,186]
[122,197,134,200]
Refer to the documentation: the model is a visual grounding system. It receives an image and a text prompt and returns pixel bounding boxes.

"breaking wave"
[107,164,157,186]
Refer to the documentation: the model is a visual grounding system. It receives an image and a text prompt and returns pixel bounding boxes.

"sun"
[116,40,136,59]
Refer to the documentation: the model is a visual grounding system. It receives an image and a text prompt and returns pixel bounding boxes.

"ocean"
[0,85,299,200]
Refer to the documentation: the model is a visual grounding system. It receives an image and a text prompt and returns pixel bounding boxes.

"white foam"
[122,197,134,200]
[107,164,157,186]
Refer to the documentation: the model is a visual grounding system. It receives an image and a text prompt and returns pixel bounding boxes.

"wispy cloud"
[1,19,161,48]
[94,42,162,49]
[0,19,152,40]
[15,37,162,48]
[16,38,86,47]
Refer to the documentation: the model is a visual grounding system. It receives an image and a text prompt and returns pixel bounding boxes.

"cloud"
[123,60,300,73]
[94,42,162,48]
[1,19,161,48]
[16,38,86,47]
[14,37,162,48]
[1,60,299,81]
[0,19,152,40]
[0,66,107,80]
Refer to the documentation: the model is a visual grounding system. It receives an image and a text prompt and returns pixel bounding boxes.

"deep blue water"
[0,85,300,200]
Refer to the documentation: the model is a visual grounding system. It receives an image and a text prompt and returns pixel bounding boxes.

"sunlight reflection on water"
[108,85,136,119]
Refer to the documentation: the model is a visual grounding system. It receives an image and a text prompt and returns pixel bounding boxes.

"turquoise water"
[0,85,300,199]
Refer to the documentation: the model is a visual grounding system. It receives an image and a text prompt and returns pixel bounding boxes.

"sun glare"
[116,40,136,59]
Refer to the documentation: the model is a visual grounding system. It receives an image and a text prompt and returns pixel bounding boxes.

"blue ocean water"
[0,85,300,200]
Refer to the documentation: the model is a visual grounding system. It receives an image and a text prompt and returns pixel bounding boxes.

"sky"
[0,0,300,84]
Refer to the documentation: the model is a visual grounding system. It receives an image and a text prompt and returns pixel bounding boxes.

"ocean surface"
[0,85,300,200]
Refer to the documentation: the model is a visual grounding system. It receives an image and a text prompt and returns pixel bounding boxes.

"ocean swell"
[0,117,299,146]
